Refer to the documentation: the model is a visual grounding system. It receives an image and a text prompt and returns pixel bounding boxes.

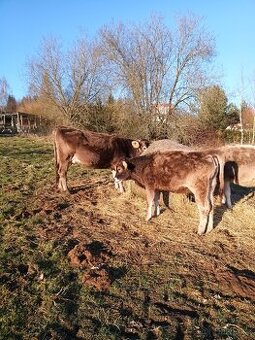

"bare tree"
[167,14,215,110]
[0,77,10,112]
[100,16,172,115]
[27,37,107,124]
[100,14,215,136]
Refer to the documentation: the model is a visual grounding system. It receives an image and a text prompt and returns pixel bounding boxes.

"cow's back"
[53,126,80,157]
[222,145,255,186]
[152,151,215,180]
[142,139,190,155]
[131,150,217,193]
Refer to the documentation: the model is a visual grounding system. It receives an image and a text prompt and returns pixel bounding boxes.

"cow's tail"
[52,127,60,188]
[211,154,224,197]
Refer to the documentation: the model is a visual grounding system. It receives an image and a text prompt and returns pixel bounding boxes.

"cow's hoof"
[59,189,70,195]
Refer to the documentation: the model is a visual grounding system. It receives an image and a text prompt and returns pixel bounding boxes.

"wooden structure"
[0,112,41,134]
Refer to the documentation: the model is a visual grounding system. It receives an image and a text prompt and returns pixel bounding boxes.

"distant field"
[0,135,255,340]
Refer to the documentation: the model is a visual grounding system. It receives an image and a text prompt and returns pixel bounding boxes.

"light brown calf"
[114,150,221,235]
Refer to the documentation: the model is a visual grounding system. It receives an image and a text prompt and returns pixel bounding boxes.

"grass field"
[0,135,255,340]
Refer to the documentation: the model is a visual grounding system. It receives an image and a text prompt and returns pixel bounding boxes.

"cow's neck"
[130,171,145,188]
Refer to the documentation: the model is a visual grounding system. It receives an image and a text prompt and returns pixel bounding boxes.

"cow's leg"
[114,178,119,189]
[193,188,213,235]
[186,192,195,202]
[112,170,125,193]
[112,170,118,189]
[206,175,217,233]
[58,160,70,192]
[117,179,125,193]
[146,188,155,221]
[54,141,60,189]
[154,190,160,217]
[55,166,60,189]
[196,200,212,235]
[162,191,170,208]
[192,169,217,235]
[223,181,232,209]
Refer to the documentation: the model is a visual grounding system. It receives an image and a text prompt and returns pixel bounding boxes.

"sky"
[0,0,255,104]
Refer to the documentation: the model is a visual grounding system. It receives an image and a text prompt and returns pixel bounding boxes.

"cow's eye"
[117,167,122,173]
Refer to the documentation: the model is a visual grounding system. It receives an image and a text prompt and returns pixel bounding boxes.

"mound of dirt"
[68,240,126,291]
[68,240,113,268]
[83,265,115,291]
[216,268,255,300]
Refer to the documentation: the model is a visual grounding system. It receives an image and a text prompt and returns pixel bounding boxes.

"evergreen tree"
[198,85,228,131]
[225,103,240,126]
[6,95,17,112]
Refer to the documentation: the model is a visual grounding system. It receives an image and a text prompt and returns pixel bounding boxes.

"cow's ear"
[132,140,140,149]
[122,161,128,169]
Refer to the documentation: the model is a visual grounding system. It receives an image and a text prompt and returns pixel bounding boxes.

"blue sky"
[0,0,255,104]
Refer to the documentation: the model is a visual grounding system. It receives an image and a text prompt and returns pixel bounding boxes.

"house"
[225,123,243,131]
[153,103,173,116]
[0,112,41,134]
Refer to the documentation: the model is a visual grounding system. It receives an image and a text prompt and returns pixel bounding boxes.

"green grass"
[0,135,255,339]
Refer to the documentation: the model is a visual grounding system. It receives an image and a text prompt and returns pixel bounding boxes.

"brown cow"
[114,150,221,235]
[140,142,255,210]
[53,126,149,192]
[215,145,255,208]
[191,144,255,208]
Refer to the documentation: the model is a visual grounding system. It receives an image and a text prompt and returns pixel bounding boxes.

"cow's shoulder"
[53,126,88,149]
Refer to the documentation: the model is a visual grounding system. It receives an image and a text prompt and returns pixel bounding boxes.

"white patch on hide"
[72,155,82,164]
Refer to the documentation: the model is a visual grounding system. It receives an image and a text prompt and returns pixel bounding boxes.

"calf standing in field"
[114,151,221,235]
[53,126,149,192]
[141,139,191,207]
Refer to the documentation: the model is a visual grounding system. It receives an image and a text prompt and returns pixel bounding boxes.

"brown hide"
[53,126,149,192]
[115,150,220,234]
[141,139,191,206]
[117,151,218,193]
[189,144,255,208]
[220,145,255,187]
[142,139,190,155]
[194,144,255,187]
[142,143,255,188]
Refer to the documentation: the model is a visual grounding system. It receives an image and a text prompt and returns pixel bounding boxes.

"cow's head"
[131,139,150,156]
[113,160,134,181]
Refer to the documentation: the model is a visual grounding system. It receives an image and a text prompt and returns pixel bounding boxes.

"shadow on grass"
[212,185,255,231]
[38,322,82,340]
[227,265,255,280]
[0,149,52,157]
[231,184,255,205]
[70,179,112,194]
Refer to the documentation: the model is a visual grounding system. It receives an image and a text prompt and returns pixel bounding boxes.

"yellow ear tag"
[132,141,139,149]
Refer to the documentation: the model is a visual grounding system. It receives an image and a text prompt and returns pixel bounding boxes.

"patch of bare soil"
[67,240,125,291]
[68,241,112,268]
[216,267,255,300]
